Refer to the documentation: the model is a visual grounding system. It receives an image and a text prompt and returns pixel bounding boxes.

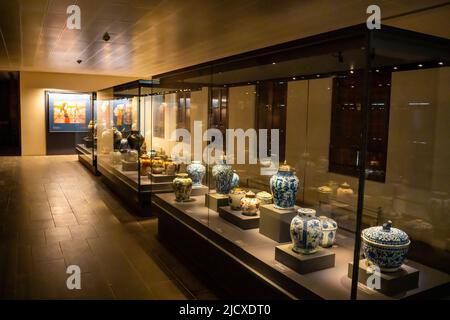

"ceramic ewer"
[229,187,247,210]
[172,173,193,202]
[186,161,206,186]
[212,156,234,195]
[361,221,410,272]
[290,208,322,254]
[319,216,338,247]
[270,161,300,209]
[240,191,261,216]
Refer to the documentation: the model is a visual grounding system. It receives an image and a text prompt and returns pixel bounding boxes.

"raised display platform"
[259,204,299,243]
[218,206,260,230]
[348,259,420,295]
[275,244,335,274]
[205,192,229,212]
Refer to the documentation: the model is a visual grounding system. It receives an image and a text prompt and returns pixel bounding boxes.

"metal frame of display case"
[151,24,450,299]
[75,92,98,175]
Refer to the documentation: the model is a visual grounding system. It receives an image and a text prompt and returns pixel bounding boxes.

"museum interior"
[0,0,449,300]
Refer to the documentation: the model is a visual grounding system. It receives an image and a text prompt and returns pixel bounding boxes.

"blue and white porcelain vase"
[231,170,240,189]
[270,161,300,209]
[361,221,410,272]
[319,216,338,248]
[187,161,206,186]
[290,208,321,254]
[212,156,234,195]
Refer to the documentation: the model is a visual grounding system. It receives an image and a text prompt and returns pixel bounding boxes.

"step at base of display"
[219,206,260,230]
[348,259,419,295]
[149,173,176,183]
[275,244,336,274]
[205,192,229,212]
[191,185,209,196]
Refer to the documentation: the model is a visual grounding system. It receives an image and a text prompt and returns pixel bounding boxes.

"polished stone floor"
[0,155,219,299]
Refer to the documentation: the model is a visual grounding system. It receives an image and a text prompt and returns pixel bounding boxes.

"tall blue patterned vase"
[270,161,300,209]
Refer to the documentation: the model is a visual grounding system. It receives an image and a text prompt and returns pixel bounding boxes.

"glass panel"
[353,28,450,299]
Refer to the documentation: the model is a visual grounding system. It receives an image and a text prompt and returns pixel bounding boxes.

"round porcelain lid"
[278,160,294,172]
[362,221,409,246]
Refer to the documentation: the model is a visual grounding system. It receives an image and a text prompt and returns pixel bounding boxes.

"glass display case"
[151,24,450,299]
[96,80,177,215]
[74,92,97,174]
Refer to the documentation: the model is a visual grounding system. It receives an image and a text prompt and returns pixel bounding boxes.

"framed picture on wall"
[46,91,93,132]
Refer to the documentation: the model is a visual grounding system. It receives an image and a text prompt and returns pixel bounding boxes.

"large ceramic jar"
[212,156,234,195]
[139,155,152,176]
[270,161,300,209]
[337,182,354,202]
[241,191,261,216]
[172,173,192,202]
[127,130,145,152]
[124,149,138,162]
[290,208,321,254]
[256,191,273,205]
[187,161,206,186]
[113,127,122,150]
[119,138,129,153]
[229,187,247,210]
[319,216,338,248]
[361,221,410,272]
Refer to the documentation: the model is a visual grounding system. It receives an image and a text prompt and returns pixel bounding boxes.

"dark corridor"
[0,71,20,156]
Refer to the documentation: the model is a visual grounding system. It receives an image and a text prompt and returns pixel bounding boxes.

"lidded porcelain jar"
[361,221,410,272]
[256,191,273,205]
[113,127,122,150]
[229,187,247,210]
[337,182,354,201]
[172,173,192,202]
[127,130,145,153]
[241,191,261,216]
[290,208,321,254]
[187,161,206,186]
[165,159,177,176]
[319,216,338,247]
[119,138,129,153]
[270,161,300,209]
[212,156,234,195]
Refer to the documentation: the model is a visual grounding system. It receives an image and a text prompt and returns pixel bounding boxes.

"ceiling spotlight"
[438,62,444,66]
[350,70,354,74]
[393,66,398,70]
[76,59,82,64]
[375,69,380,72]
[272,62,276,65]
[102,32,111,42]
[418,64,423,68]
[292,77,296,80]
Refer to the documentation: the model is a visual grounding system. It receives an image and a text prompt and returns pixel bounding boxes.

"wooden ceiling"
[0,0,449,77]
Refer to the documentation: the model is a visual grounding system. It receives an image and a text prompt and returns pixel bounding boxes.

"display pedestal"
[149,173,175,183]
[191,185,208,196]
[259,204,299,242]
[275,244,335,274]
[205,193,229,212]
[218,206,260,230]
[348,259,419,295]
[122,160,138,171]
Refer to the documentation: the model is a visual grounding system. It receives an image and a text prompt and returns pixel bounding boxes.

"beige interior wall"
[227,85,258,185]
[190,87,209,161]
[20,71,137,156]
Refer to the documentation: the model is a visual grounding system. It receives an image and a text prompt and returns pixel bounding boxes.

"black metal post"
[350,30,373,300]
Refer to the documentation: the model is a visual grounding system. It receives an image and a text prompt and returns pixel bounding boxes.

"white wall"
[20,71,137,155]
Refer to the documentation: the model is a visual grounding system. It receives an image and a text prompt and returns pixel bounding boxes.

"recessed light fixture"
[393,66,398,70]
[376,69,380,72]
[272,62,276,65]
[418,64,423,68]
[316,74,320,78]
[438,62,444,66]
[292,77,296,80]
[350,70,354,74]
